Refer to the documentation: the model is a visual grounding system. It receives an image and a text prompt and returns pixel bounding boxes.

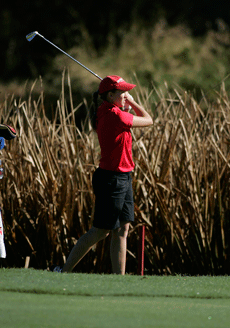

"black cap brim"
[0,124,17,140]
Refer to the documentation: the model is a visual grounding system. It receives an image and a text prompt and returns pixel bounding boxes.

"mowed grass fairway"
[0,269,230,328]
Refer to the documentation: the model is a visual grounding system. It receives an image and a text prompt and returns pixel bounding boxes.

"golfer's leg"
[110,222,130,275]
[62,226,110,273]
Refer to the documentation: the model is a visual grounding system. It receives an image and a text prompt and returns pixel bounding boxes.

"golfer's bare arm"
[124,93,153,127]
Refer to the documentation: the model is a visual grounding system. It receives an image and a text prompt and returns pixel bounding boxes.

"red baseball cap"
[99,75,136,94]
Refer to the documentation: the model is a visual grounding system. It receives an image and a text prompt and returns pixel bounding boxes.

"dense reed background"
[0,72,230,275]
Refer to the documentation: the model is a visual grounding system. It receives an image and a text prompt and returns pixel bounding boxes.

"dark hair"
[91,89,116,130]
[91,90,99,130]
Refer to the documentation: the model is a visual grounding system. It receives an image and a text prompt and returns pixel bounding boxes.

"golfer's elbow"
[132,115,153,127]
[147,115,153,126]
[143,115,153,126]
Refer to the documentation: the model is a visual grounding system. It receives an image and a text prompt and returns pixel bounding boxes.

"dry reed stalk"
[0,74,230,274]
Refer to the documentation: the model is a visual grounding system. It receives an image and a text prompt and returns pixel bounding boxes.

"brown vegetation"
[0,73,230,275]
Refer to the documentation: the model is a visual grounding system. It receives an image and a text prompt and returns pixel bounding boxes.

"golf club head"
[26,31,38,42]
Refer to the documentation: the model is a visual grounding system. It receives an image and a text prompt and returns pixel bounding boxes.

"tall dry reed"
[0,74,230,274]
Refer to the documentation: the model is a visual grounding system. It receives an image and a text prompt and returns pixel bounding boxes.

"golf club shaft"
[26,31,102,80]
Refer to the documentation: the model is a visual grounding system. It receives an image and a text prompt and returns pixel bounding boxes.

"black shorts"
[92,167,134,230]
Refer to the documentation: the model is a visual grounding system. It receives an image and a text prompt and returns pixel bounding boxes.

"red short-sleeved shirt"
[96,101,135,172]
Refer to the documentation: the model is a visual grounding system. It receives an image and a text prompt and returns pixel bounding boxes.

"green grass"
[1,292,229,328]
[0,269,230,327]
[0,269,230,298]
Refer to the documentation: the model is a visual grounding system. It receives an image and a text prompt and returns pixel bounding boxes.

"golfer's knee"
[113,224,129,239]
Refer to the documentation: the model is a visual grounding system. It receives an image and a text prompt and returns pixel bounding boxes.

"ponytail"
[91,89,116,130]
[91,90,99,130]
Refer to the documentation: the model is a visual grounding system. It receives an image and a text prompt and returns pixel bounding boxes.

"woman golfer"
[58,75,153,274]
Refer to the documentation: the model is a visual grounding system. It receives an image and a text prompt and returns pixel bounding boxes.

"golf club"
[26,31,103,80]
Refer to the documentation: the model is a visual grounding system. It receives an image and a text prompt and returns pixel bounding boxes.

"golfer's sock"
[0,209,6,258]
